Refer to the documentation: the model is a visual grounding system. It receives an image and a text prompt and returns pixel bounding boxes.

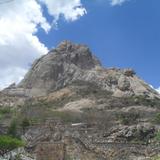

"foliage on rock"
[0,135,24,157]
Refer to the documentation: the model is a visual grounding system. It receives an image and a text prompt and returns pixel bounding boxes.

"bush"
[0,135,24,156]
[51,111,83,123]
[152,155,160,160]
[133,96,160,107]
[0,107,11,114]
[153,113,160,124]
[82,109,114,129]
[120,96,160,108]
[7,119,18,138]
[116,112,140,125]
[155,131,160,142]
[21,118,30,131]
[0,107,11,120]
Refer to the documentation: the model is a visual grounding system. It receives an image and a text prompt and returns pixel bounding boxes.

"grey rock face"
[118,75,131,91]
[106,123,155,143]
[16,41,101,96]
[4,40,160,98]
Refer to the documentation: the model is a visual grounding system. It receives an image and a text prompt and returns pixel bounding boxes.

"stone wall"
[36,142,65,160]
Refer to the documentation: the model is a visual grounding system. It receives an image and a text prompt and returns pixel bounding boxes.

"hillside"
[0,41,160,160]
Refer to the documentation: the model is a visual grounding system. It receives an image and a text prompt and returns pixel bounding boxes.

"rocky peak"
[49,40,101,69]
[56,40,80,53]
[3,41,160,98]
[55,40,88,54]
[13,41,101,96]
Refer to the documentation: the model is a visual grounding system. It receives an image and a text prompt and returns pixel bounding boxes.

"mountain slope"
[1,41,160,160]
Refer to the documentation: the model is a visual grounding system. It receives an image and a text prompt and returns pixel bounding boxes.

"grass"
[0,135,24,148]
[0,135,25,156]
[152,156,160,160]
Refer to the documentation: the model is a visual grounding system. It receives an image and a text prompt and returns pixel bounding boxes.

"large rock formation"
[3,41,159,98]
[1,41,160,160]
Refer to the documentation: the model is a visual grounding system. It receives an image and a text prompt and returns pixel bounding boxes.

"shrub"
[21,118,30,132]
[155,131,160,142]
[7,119,18,138]
[153,113,160,124]
[0,107,11,114]
[120,96,160,107]
[0,107,11,120]
[82,110,114,129]
[152,155,160,160]
[133,96,160,107]
[116,112,140,125]
[0,135,24,156]
[51,111,83,123]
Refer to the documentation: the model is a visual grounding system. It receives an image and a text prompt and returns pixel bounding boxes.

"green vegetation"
[0,107,11,114]
[7,119,18,138]
[21,118,30,128]
[18,101,50,124]
[7,116,30,138]
[81,109,114,129]
[116,112,140,125]
[133,96,160,107]
[0,107,25,156]
[0,135,24,156]
[0,106,12,120]
[152,155,160,160]
[14,154,21,160]
[21,118,30,132]
[153,113,160,124]
[65,155,74,160]
[154,131,160,142]
[14,99,84,124]
[51,111,83,123]
[115,96,160,109]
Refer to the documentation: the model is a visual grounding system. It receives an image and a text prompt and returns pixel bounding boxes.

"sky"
[0,0,160,93]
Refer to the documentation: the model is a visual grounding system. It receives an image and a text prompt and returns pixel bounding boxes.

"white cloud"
[150,85,160,94]
[156,87,160,94]
[0,67,27,90]
[39,0,87,22]
[0,0,50,89]
[110,0,129,6]
[0,0,86,90]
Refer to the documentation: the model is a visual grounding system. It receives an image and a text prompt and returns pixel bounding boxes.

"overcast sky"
[0,0,160,93]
